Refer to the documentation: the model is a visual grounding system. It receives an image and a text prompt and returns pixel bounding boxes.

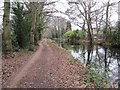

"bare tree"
[23,0,59,46]
[66,0,98,44]
[65,0,118,44]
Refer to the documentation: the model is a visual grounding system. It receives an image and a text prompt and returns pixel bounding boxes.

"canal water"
[56,40,120,87]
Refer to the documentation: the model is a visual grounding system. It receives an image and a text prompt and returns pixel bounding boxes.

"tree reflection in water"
[62,43,120,87]
[117,58,120,88]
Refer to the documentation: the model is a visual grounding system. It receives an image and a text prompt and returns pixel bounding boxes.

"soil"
[3,39,86,88]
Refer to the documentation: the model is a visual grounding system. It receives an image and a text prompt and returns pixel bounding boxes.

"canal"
[56,40,120,87]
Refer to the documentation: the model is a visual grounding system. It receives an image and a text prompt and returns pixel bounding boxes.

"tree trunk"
[34,2,44,44]
[29,2,37,48]
[87,10,93,44]
[84,3,93,44]
[2,1,12,54]
[30,2,44,46]
[104,1,110,40]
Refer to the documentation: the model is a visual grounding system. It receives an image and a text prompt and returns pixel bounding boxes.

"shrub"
[64,30,85,40]
[84,63,109,88]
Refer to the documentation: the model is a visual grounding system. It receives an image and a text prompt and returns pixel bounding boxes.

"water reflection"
[117,59,120,88]
[62,43,120,87]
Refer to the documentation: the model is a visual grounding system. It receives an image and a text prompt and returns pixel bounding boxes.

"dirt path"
[5,39,86,88]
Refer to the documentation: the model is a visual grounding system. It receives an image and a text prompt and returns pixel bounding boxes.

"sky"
[0,0,120,30]
[53,0,119,29]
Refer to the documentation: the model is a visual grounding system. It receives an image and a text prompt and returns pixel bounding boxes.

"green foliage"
[103,23,120,46]
[64,30,85,39]
[103,30,112,42]
[78,30,86,39]
[11,32,19,51]
[113,21,120,45]
[64,30,75,38]
[64,30,85,43]
[62,44,74,50]
[12,2,31,49]
[52,30,59,38]
[84,63,108,88]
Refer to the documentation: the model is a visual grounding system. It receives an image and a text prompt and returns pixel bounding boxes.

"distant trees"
[11,2,46,51]
[66,21,72,30]
[116,21,120,45]
[24,2,45,48]
[110,21,120,46]
[2,0,59,54]
[66,0,118,44]
[67,0,98,44]
[64,30,85,44]
[103,1,112,41]
[24,1,57,46]
[102,1,119,46]
[45,16,68,39]
[2,1,47,54]
[2,0,119,55]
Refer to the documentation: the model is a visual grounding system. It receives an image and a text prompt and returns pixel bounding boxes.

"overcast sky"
[0,0,119,29]
[54,0,119,29]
